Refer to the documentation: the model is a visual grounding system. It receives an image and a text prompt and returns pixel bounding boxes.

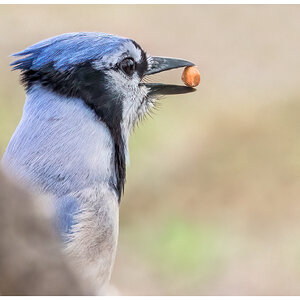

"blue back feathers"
[11,32,131,71]
[54,195,80,241]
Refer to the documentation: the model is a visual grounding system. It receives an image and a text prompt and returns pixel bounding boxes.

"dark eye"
[119,58,136,76]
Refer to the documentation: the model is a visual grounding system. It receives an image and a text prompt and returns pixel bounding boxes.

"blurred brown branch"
[0,168,92,296]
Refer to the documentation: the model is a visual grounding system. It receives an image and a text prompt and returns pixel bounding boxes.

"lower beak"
[144,83,195,95]
[142,56,197,96]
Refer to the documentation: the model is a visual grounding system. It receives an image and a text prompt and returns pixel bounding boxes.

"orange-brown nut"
[181,66,200,87]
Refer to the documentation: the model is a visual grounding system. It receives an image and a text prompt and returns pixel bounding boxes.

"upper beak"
[145,56,195,76]
[143,56,197,96]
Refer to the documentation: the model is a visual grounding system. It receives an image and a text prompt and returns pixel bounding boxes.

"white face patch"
[104,66,154,164]
[105,69,150,126]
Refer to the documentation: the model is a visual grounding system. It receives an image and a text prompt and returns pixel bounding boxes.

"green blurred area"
[1,4,300,295]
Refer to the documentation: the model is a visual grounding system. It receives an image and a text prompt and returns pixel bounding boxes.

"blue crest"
[11,32,131,71]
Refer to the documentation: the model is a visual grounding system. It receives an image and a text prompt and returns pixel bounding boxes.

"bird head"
[11,32,196,199]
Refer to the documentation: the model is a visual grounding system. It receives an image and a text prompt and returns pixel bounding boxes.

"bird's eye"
[119,58,136,77]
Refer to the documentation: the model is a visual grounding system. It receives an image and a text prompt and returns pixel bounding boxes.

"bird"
[1,32,196,294]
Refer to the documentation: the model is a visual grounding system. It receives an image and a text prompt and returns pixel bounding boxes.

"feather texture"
[11,32,131,71]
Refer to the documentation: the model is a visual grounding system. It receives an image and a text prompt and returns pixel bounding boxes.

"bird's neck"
[9,86,126,198]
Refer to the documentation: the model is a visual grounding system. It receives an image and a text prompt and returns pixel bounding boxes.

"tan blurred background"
[1,4,300,295]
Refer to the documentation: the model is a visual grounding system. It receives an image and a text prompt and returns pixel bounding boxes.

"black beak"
[143,56,197,96]
[145,56,195,76]
[143,83,195,95]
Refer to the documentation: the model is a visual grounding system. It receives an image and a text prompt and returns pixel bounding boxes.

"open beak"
[142,56,197,96]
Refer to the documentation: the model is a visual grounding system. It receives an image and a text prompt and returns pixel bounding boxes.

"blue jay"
[2,32,195,293]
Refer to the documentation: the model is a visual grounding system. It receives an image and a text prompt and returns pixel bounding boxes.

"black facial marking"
[131,40,148,78]
[20,62,126,202]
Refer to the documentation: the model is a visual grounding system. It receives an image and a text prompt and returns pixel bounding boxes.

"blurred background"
[1,4,300,295]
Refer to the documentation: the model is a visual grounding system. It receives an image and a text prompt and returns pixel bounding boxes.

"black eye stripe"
[130,40,148,77]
